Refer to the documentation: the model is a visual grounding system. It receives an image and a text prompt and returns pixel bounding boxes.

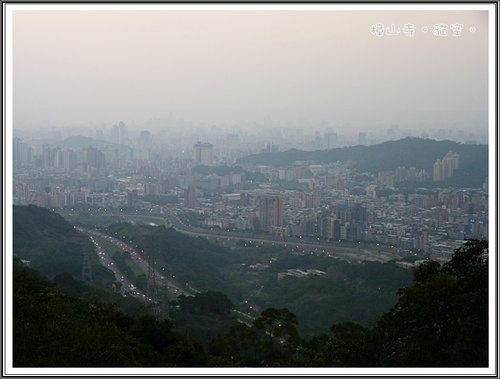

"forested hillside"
[210,240,488,367]
[13,263,211,367]
[12,206,488,367]
[13,205,150,314]
[106,222,413,337]
[240,138,487,187]
[13,240,488,367]
[13,205,95,278]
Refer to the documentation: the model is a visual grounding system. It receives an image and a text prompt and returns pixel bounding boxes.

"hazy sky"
[12,8,489,132]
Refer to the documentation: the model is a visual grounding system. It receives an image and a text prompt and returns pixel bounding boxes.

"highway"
[86,233,152,302]
[69,209,400,324]
[77,227,193,298]
[62,208,401,263]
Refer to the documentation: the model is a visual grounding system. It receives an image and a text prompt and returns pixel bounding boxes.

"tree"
[329,322,376,366]
[209,308,304,366]
[178,291,234,318]
[209,323,260,366]
[13,264,211,367]
[252,308,302,366]
[374,239,488,367]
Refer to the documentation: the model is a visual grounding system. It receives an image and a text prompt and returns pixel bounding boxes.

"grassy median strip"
[93,236,145,279]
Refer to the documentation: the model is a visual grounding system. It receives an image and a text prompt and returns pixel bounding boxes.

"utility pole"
[160,275,170,319]
[147,235,171,319]
[147,235,158,307]
[82,249,93,283]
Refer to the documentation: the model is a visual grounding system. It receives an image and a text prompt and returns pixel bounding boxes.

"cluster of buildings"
[175,156,487,260]
[277,268,326,280]
[14,138,132,173]
[179,180,487,260]
[13,130,488,262]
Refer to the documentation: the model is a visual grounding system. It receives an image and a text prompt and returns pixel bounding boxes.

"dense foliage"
[13,236,488,367]
[52,271,151,316]
[106,223,237,291]
[13,205,96,279]
[13,263,211,367]
[170,291,236,347]
[177,291,234,318]
[13,205,144,314]
[105,223,412,336]
[255,258,412,336]
[373,239,488,366]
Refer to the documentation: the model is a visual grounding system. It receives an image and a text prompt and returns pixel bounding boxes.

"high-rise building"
[433,159,444,181]
[193,142,214,166]
[85,146,105,169]
[53,148,63,170]
[62,149,77,171]
[414,229,429,251]
[184,186,198,208]
[139,130,152,149]
[433,151,459,181]
[443,151,459,177]
[258,195,284,233]
[13,138,32,166]
[112,121,129,145]
[112,124,119,144]
[303,193,320,208]
[42,144,55,169]
[350,204,368,226]
[135,130,152,161]
[118,121,128,145]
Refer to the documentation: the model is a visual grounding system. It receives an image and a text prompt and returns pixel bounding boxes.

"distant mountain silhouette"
[239,138,488,187]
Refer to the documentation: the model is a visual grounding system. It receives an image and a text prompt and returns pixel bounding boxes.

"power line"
[82,248,93,283]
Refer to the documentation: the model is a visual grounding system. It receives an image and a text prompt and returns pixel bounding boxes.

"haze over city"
[13,8,488,141]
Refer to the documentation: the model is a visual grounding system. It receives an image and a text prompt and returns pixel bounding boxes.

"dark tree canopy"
[178,291,234,318]
[373,239,488,367]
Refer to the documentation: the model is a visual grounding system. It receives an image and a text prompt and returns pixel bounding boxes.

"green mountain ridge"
[240,138,488,187]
